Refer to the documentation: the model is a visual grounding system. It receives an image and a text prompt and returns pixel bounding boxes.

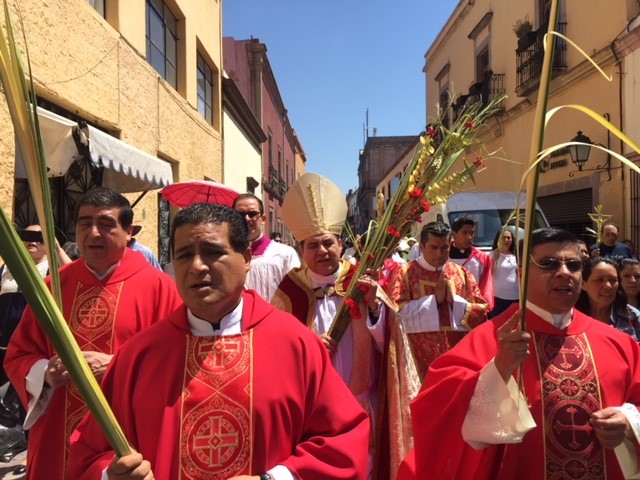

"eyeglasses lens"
[532,257,582,272]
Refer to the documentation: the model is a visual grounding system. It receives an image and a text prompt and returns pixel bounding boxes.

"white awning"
[15,107,173,193]
[78,125,173,193]
[14,107,80,177]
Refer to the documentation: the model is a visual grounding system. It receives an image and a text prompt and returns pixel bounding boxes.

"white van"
[412,191,551,252]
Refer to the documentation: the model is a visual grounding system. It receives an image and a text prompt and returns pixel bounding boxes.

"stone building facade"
[0,0,224,264]
[423,0,640,245]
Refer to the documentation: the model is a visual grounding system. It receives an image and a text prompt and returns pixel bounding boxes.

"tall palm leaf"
[0,1,130,456]
[519,0,640,330]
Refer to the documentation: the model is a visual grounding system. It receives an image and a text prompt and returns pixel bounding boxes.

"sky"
[222,1,460,195]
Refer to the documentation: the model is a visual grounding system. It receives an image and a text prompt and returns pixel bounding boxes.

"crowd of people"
[2,178,640,479]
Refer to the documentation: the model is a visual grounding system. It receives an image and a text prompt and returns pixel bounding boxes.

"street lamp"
[567,131,592,171]
[567,113,613,180]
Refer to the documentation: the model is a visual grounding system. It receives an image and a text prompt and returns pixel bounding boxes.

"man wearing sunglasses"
[233,193,300,302]
[400,227,640,480]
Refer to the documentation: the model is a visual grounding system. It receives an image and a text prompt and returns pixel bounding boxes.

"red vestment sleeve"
[474,249,494,311]
[400,305,640,480]
[403,316,503,480]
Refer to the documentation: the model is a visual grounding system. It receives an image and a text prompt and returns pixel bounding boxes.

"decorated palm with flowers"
[329,94,506,342]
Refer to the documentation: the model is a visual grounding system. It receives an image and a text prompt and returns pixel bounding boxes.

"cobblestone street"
[0,449,25,480]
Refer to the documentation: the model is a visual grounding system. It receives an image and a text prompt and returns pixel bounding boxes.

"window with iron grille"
[146,0,178,89]
[158,195,171,266]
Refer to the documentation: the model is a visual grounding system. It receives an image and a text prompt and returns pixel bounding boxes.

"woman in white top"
[489,228,519,318]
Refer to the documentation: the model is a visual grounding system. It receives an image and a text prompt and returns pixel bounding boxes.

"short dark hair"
[170,203,249,254]
[233,193,264,215]
[519,228,580,259]
[451,216,475,232]
[420,221,451,244]
[74,187,133,229]
[619,257,640,271]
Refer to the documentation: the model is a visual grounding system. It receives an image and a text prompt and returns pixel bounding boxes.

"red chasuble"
[399,305,640,480]
[450,246,495,312]
[391,260,488,379]
[4,250,181,480]
[67,291,370,480]
[384,260,488,479]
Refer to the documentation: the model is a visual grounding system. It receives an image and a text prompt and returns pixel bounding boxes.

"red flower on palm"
[410,188,423,198]
[345,298,362,320]
[387,226,401,238]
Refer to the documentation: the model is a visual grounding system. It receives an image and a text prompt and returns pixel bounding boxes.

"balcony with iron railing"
[263,165,284,200]
[268,165,278,186]
[279,177,287,197]
[452,71,506,121]
[516,22,567,96]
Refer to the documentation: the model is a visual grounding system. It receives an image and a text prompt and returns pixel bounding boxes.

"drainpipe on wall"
[611,9,640,238]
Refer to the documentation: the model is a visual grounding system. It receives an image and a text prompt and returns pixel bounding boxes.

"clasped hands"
[434,270,454,306]
[45,351,113,388]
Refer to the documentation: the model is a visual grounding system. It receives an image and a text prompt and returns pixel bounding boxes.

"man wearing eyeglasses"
[399,227,640,480]
[233,193,300,301]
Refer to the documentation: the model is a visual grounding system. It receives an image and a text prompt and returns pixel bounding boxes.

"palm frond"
[0,1,130,457]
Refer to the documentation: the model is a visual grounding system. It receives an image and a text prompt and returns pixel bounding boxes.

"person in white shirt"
[490,228,519,317]
[233,193,300,301]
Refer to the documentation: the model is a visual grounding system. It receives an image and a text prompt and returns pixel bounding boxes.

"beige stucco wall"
[222,110,263,195]
[0,0,223,254]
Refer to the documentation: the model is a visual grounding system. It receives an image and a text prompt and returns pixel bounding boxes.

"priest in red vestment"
[383,219,488,478]
[68,202,370,480]
[4,188,181,480]
[399,228,640,480]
